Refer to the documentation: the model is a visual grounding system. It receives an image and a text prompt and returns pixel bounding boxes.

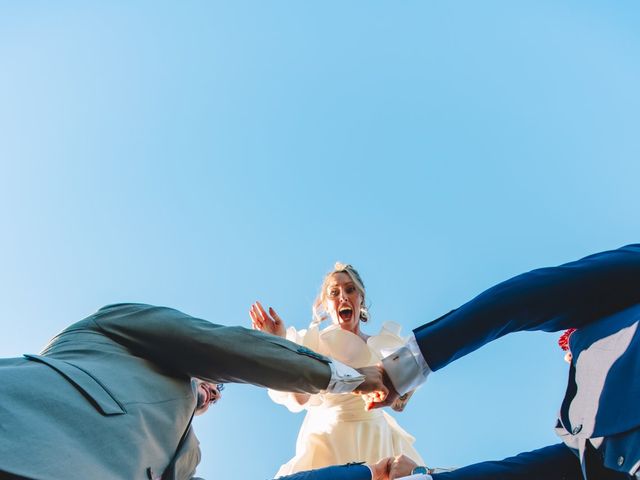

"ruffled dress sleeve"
[268,326,322,412]
[366,321,408,359]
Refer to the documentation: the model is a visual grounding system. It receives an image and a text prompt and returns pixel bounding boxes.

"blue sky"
[1,1,639,478]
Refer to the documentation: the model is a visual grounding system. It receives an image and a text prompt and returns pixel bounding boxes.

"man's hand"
[368,454,421,480]
[388,454,418,480]
[353,365,389,405]
[369,457,392,480]
[358,366,400,411]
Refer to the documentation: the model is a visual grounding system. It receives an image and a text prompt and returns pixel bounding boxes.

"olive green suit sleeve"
[91,303,332,393]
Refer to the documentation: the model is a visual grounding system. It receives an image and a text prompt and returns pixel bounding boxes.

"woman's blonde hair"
[311,262,370,325]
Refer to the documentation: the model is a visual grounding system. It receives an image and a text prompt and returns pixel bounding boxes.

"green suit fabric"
[0,303,332,480]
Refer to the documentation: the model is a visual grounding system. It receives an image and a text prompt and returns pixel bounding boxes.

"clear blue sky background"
[1,1,639,478]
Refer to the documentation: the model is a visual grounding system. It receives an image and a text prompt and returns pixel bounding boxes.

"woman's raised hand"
[250,301,286,338]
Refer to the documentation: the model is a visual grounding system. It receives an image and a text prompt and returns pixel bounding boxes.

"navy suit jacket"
[416,244,640,479]
[279,245,640,480]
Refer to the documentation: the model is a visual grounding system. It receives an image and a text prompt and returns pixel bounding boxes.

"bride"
[250,263,424,476]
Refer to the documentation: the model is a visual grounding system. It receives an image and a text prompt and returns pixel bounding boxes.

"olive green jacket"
[0,303,332,480]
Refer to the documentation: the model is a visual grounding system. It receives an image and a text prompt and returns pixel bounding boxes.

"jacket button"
[617,456,624,467]
[571,424,582,435]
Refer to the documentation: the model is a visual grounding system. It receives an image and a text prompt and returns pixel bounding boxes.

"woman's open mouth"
[338,307,353,321]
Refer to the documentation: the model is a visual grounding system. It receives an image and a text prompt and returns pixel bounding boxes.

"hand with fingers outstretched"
[250,301,310,407]
[250,301,286,338]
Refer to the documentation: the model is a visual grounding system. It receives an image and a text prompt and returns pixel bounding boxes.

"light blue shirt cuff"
[326,359,365,394]
[381,334,431,396]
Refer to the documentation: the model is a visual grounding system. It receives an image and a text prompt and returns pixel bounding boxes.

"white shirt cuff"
[325,359,365,394]
[381,334,431,396]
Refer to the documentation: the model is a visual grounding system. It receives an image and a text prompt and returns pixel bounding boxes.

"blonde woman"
[250,263,423,477]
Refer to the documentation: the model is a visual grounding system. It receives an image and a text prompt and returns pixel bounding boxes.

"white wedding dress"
[269,321,425,477]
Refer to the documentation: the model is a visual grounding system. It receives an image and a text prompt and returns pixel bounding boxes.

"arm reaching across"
[91,303,386,397]
[93,303,330,393]
[366,244,640,409]
[413,244,640,374]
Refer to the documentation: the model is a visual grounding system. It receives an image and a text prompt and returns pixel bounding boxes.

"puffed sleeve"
[268,325,323,412]
[367,321,408,360]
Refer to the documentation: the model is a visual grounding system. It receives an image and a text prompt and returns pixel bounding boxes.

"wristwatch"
[411,466,431,475]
